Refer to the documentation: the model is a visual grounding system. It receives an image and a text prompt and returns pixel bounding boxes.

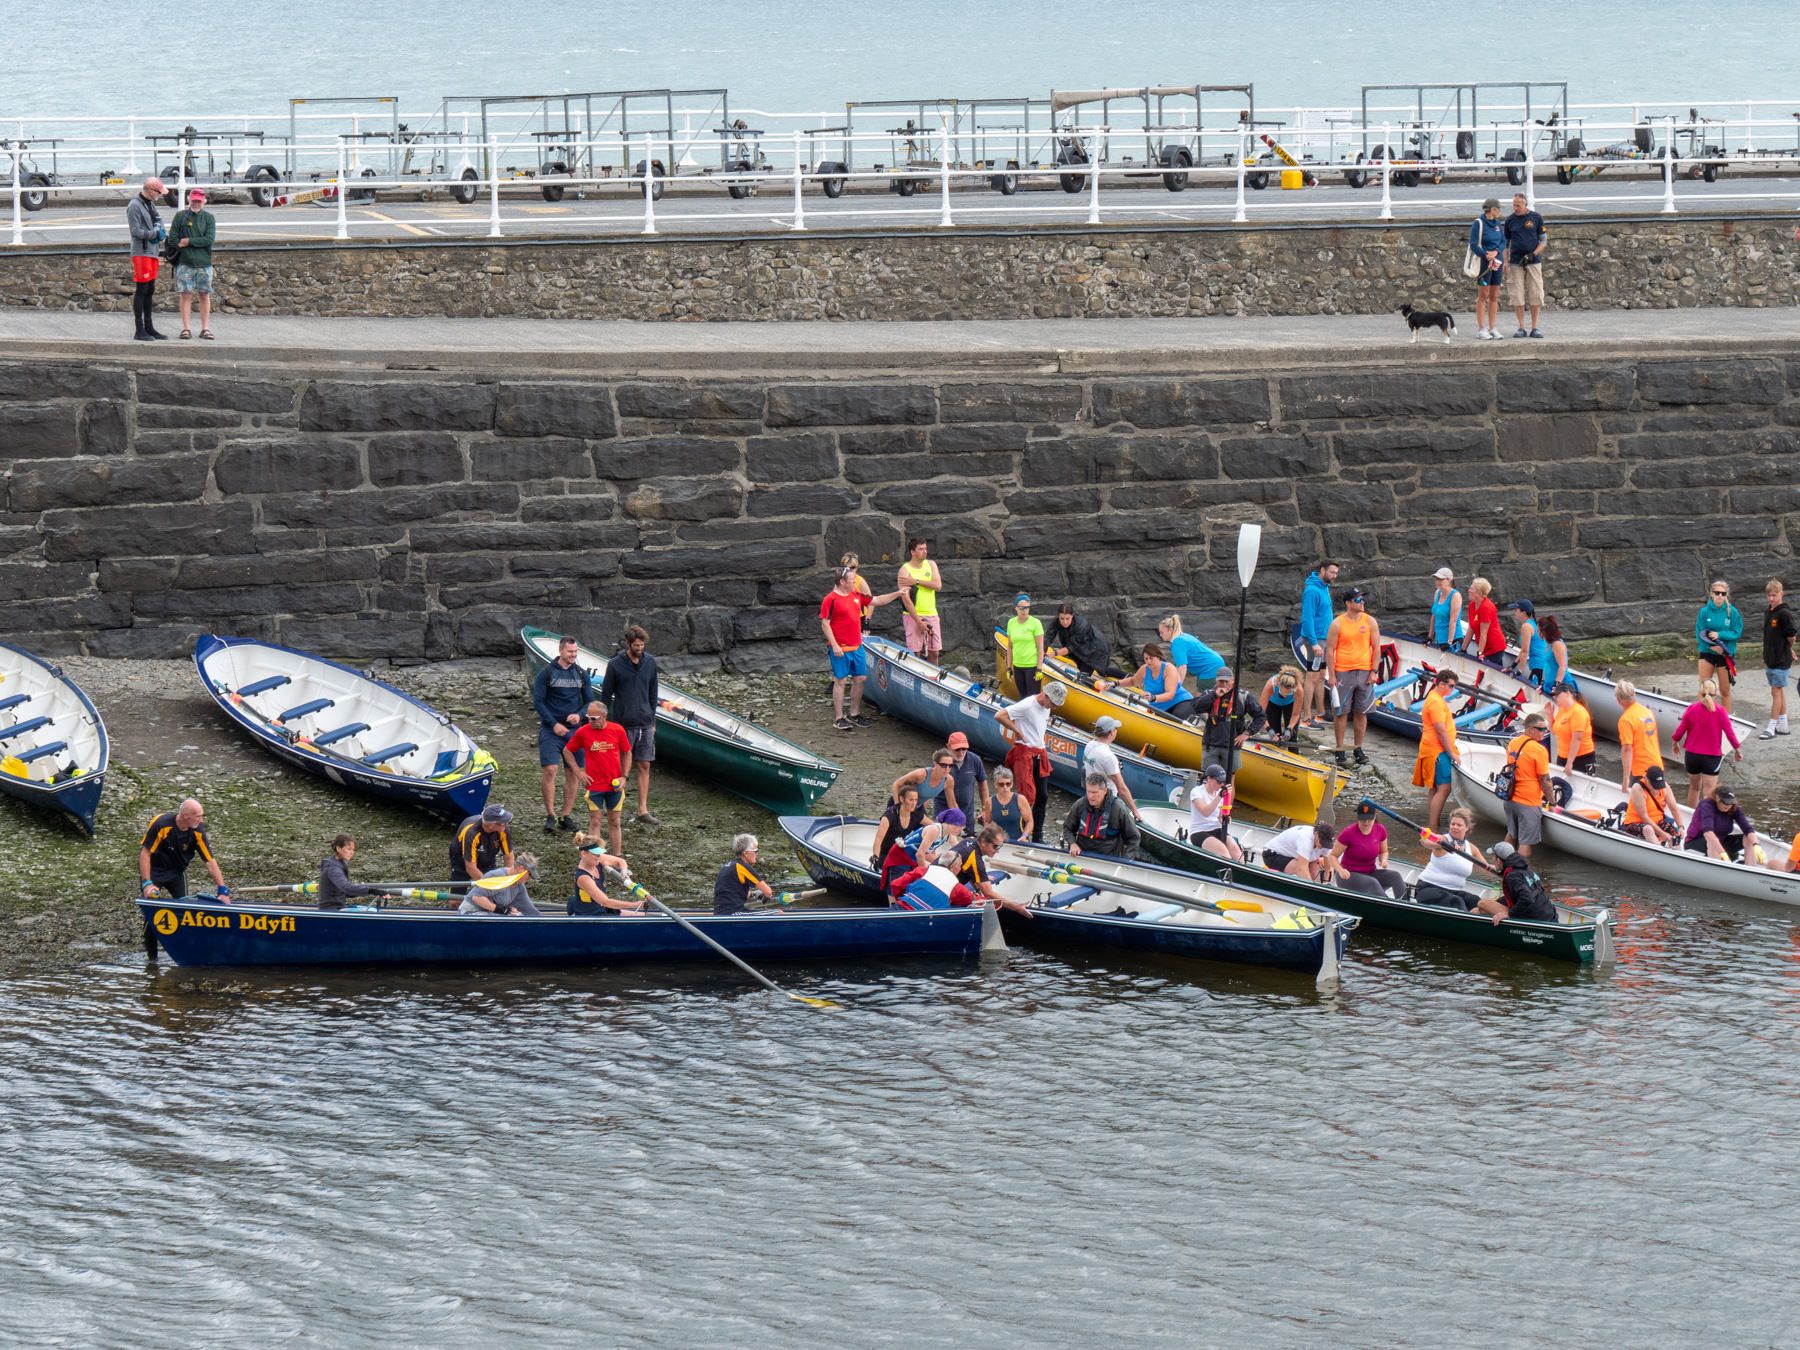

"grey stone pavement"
[0,306,1797,373]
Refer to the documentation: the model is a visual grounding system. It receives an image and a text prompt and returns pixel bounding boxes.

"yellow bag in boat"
[1,755,27,778]
[1272,907,1317,931]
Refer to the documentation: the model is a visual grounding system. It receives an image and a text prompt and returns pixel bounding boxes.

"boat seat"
[0,694,30,714]
[278,697,335,723]
[314,722,370,748]
[1127,901,1186,923]
[361,742,419,766]
[0,716,53,742]
[19,741,66,763]
[236,675,292,697]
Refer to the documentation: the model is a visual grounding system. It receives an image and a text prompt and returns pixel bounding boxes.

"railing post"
[125,118,141,175]
[176,136,189,217]
[937,117,953,227]
[1233,131,1248,223]
[1378,125,1394,221]
[789,130,806,231]
[1523,134,1535,211]
[9,147,22,247]
[1661,135,1677,215]
[486,136,502,238]
[1086,135,1101,226]
[640,134,657,236]
[334,137,349,241]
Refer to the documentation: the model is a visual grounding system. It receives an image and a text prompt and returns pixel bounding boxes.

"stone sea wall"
[2,349,1796,669]
[0,217,1794,321]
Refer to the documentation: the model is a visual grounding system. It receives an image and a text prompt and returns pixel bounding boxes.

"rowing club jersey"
[892,864,975,911]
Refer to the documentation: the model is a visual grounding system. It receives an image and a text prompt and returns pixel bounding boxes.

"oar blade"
[471,870,529,891]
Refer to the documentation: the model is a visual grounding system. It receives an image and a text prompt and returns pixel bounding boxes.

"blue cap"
[937,808,968,827]
[1015,593,1031,605]
[1510,598,1535,615]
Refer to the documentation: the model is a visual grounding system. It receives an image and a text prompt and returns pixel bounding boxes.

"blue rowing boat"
[778,814,888,902]
[138,895,985,968]
[194,635,494,820]
[0,640,108,836]
[862,637,1185,804]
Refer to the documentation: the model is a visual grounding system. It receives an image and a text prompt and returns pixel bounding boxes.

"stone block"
[1020,433,1218,486]
[615,383,763,422]
[597,436,741,479]
[746,432,838,483]
[765,384,936,427]
[897,517,1003,559]
[1092,379,1271,428]
[843,451,1014,485]
[734,608,804,641]
[1332,425,1494,467]
[301,379,496,432]
[625,478,746,521]
[0,562,97,601]
[10,452,210,511]
[1279,372,1492,421]
[137,371,297,414]
[0,363,131,401]
[1629,456,1792,490]
[621,538,819,580]
[1296,481,1395,524]
[133,430,224,456]
[439,578,593,610]
[1510,515,1576,557]
[262,483,512,530]
[137,405,243,429]
[494,382,619,440]
[1494,367,1636,413]
[1113,479,1294,513]
[978,559,1065,598]
[178,549,380,590]
[838,428,931,456]
[1529,460,1625,491]
[675,517,815,543]
[472,437,595,482]
[510,552,622,579]
[0,404,82,457]
[1003,511,1191,556]
[132,582,365,620]
[823,516,905,571]
[939,382,1084,424]
[521,491,619,523]
[871,481,998,515]
[411,520,635,553]
[687,608,733,654]
[1219,432,1330,480]
[80,402,129,454]
[1373,524,1509,561]
[1482,556,1599,606]
[425,555,504,583]
[1637,359,1786,407]
[927,424,1030,454]
[1578,515,1781,550]
[747,484,861,518]
[99,558,180,592]
[41,501,255,562]
[691,580,759,606]
[278,615,426,660]
[723,638,820,675]
[1065,558,1190,599]
[0,593,130,630]
[1494,415,1600,462]
[368,433,466,487]
[1002,487,1098,516]
[88,624,232,658]
[215,438,362,494]
[454,608,565,656]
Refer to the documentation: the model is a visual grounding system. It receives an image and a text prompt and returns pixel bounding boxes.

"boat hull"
[522,626,840,814]
[778,814,888,903]
[996,902,1351,977]
[140,896,983,968]
[0,640,110,836]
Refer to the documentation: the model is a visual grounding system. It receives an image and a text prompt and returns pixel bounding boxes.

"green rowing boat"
[520,626,841,815]
[1135,804,1613,965]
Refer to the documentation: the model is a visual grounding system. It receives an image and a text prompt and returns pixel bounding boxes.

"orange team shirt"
[1332,614,1376,672]
[1625,782,1676,828]
[1617,702,1665,774]
[1412,688,1458,785]
[1788,832,1800,870]
[1552,702,1595,760]
[1505,733,1552,808]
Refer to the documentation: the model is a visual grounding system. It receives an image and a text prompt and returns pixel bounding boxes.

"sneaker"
[634,811,662,826]
[851,713,873,728]
[1333,750,1348,768]
[1779,721,1792,736]
[1528,329,1545,339]
[558,814,579,832]
[835,717,856,732]
[1512,327,1528,338]
[543,813,558,833]
[1353,747,1370,766]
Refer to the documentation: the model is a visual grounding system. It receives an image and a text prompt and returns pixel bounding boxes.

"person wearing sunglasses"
[1695,580,1744,715]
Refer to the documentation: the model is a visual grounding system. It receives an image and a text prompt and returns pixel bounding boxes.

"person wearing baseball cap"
[996,680,1065,842]
[172,186,218,340]
[1186,763,1241,861]
[1081,715,1140,818]
[1430,568,1464,650]
[944,731,991,826]
[1325,586,1382,768]
[1508,599,1552,690]
[1006,594,1046,697]
[448,803,515,889]
[1478,840,1558,924]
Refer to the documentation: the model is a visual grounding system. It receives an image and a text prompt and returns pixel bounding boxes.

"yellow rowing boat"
[995,631,1339,821]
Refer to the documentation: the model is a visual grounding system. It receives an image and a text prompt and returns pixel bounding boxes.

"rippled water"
[5,846,1798,1346]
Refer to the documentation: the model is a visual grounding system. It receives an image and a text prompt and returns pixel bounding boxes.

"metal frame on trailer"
[1048,85,1255,194]
[143,126,285,206]
[1348,82,1573,188]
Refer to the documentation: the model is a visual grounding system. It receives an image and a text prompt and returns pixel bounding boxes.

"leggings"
[1339,868,1405,900]
[1266,701,1294,736]
[132,279,158,332]
[1014,666,1040,698]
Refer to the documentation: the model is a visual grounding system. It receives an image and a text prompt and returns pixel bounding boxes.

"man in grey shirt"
[125,177,169,341]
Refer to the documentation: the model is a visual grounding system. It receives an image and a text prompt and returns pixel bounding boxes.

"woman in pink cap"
[172,188,217,339]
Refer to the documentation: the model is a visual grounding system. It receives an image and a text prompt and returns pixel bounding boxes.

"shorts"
[1414,882,1478,911]
[539,725,579,767]
[1567,752,1598,776]
[829,646,868,680]
[1697,652,1736,684]
[1432,750,1455,787]
[131,255,161,283]
[1686,833,1745,861]
[174,263,214,294]
[1767,667,1790,689]
[1504,801,1543,848]
[1190,824,1231,849]
[1300,642,1326,674]
[567,896,620,917]
[1335,668,1374,717]
[1203,744,1237,776]
[903,613,942,653]
[1683,750,1725,777]
[1503,262,1545,306]
[1477,265,1505,288]
[1619,821,1658,840]
[1262,848,1299,871]
[586,785,624,812]
[625,723,656,764]
[1013,665,1040,697]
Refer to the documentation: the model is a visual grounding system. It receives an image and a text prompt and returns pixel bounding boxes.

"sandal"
[178,329,192,339]
[199,330,215,341]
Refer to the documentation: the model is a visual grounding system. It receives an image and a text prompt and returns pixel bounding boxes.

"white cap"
[1433,567,1454,581]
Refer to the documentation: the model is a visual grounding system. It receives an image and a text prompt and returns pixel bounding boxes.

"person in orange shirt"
[1501,712,1553,861]
[1549,682,1597,776]
[1325,587,1382,769]
[1411,669,1460,830]
[1614,680,1665,793]
[1621,765,1680,848]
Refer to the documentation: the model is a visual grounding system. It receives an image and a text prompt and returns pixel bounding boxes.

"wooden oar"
[232,872,526,897]
[1359,799,1503,877]
[767,887,827,908]
[1003,854,1251,921]
[611,874,838,1009]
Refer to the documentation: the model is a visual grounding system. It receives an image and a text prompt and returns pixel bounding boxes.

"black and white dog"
[1398,303,1456,344]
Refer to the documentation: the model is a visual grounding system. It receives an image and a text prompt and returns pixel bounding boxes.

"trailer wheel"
[1556,164,1573,186]
[21,173,48,212]
[636,160,666,201]
[819,162,847,198]
[347,167,378,205]
[248,165,279,207]
[1056,147,1088,193]
[1702,157,1720,183]
[1160,146,1191,192]
[1344,153,1370,189]
[990,172,1019,195]
[895,176,919,197]
[450,167,479,205]
[727,183,753,199]
[1246,169,1269,191]
[1455,131,1477,161]
[539,161,568,202]
[1500,148,1526,186]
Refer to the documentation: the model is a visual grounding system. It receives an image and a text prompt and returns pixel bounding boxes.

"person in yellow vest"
[1550,682,1596,776]
[1006,594,1046,697]
[1411,669,1460,830]
[897,536,943,663]
[1325,587,1382,769]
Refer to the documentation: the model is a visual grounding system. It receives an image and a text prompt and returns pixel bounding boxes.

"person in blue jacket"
[1470,198,1507,340]
[1695,579,1745,715]
[532,634,595,833]
[1297,559,1338,729]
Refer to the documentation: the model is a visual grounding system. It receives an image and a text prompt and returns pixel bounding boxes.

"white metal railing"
[8,122,1800,249]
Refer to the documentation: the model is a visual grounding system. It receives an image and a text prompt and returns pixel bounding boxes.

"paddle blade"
[789,993,840,1008]
[471,871,528,891]
[1214,899,1264,913]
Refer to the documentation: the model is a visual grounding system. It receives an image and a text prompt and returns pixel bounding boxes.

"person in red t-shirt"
[561,701,634,853]
[819,564,903,732]
[1462,576,1508,662]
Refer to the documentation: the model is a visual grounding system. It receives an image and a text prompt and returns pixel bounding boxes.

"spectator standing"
[1325,587,1381,768]
[1463,578,1506,663]
[561,701,633,855]
[1695,580,1744,714]
[1760,578,1796,739]
[819,569,900,733]
[1469,198,1508,340]
[602,625,662,824]
[1500,713,1554,863]
[172,188,217,340]
[897,537,943,663]
[945,731,992,825]
[1614,680,1667,794]
[532,635,593,833]
[1296,559,1338,730]
[1429,567,1464,649]
[995,683,1066,843]
[1049,602,1123,678]
[126,177,169,341]
[1502,192,1548,338]
[1081,716,1140,818]
[1005,594,1047,697]
[1672,680,1743,808]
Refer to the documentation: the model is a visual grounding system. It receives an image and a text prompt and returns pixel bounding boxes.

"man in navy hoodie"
[532,635,594,832]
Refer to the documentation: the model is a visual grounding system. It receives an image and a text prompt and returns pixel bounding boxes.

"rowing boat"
[1134,803,1614,963]
[1291,626,1539,745]
[194,635,494,820]
[990,842,1356,984]
[1491,643,1751,746]
[139,893,985,967]
[0,640,108,836]
[521,626,841,814]
[999,632,1339,820]
[862,636,1186,806]
[1453,740,1800,905]
[778,814,889,902]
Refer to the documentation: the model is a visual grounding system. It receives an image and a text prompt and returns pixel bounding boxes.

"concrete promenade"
[2,306,1798,373]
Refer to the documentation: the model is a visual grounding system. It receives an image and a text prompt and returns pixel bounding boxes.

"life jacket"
[1074,796,1122,844]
